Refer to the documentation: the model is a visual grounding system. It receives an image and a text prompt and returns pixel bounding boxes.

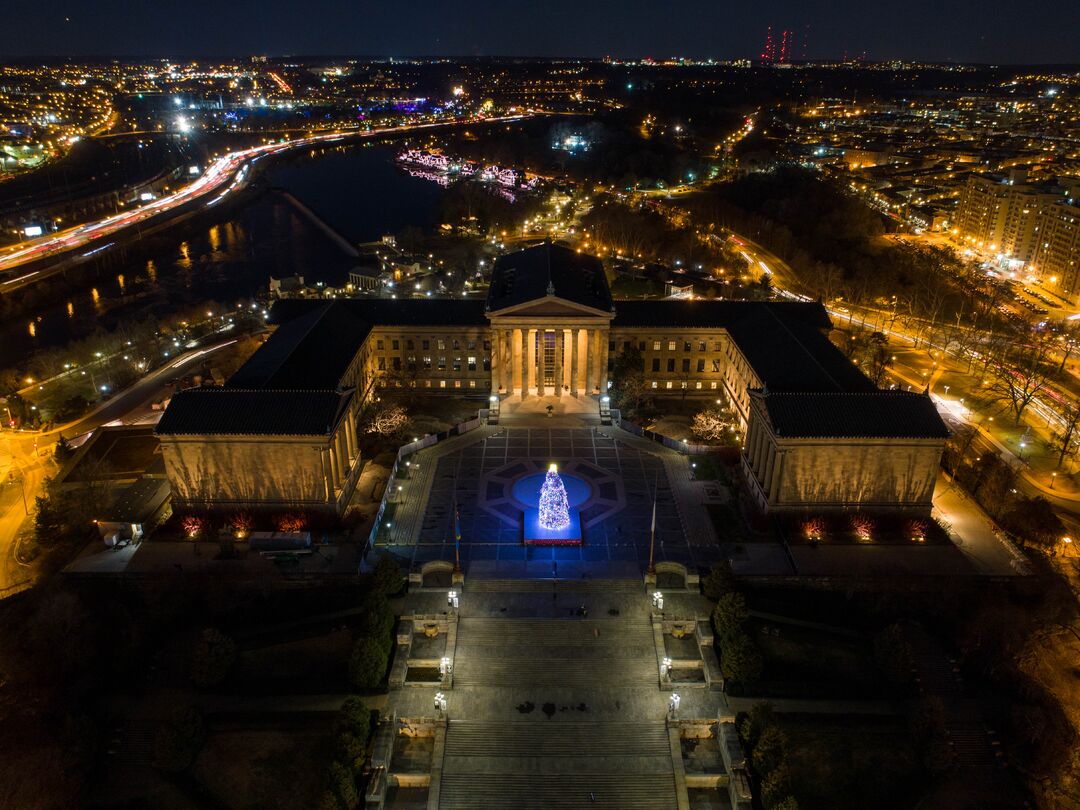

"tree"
[712,592,749,639]
[153,706,205,772]
[873,623,914,685]
[720,630,763,685]
[190,628,237,687]
[691,406,735,443]
[372,555,405,597]
[349,636,390,689]
[752,724,788,775]
[1002,497,1066,549]
[363,403,409,437]
[1052,400,1080,469]
[328,760,359,810]
[609,344,649,416]
[990,335,1056,425]
[702,560,736,601]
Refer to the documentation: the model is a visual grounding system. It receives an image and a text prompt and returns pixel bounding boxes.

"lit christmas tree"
[538,463,571,530]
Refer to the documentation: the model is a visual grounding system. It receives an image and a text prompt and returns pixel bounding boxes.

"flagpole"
[646,471,658,576]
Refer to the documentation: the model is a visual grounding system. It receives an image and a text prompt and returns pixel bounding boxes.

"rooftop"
[758,390,950,439]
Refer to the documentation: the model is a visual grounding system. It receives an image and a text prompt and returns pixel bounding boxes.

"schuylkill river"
[1,142,450,367]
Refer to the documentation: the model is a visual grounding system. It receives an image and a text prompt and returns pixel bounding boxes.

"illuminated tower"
[538,463,571,530]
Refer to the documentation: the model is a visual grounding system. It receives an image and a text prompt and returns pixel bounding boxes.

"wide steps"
[438,772,678,810]
[452,657,656,687]
[466,579,644,593]
[457,618,653,646]
[444,721,670,758]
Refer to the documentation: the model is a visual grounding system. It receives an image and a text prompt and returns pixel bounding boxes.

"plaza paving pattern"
[377,427,727,571]
[385,575,729,810]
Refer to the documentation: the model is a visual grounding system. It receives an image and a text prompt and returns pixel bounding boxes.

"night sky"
[1,0,1077,64]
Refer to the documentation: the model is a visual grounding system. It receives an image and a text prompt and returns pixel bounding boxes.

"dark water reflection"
[1,143,446,368]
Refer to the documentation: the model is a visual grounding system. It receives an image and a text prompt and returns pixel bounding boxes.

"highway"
[0,335,245,594]
[0,114,533,290]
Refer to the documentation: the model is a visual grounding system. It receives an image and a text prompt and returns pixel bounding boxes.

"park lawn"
[193,726,329,810]
[777,714,924,810]
[749,618,886,699]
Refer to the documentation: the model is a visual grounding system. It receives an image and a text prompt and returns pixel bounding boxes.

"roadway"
[0,336,244,593]
[0,113,537,293]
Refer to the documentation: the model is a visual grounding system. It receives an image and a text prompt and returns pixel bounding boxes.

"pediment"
[488,295,612,321]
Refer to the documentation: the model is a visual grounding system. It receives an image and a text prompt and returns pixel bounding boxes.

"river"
[0,141,451,368]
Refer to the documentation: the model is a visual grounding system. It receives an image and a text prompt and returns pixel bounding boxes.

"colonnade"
[489,326,608,397]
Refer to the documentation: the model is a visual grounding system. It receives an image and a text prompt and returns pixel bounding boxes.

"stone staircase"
[440,721,678,809]
[466,578,644,593]
[452,617,658,688]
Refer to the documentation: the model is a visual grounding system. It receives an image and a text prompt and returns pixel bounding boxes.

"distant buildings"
[956,170,1080,299]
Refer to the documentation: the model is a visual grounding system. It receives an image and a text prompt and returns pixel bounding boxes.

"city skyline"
[2,0,1078,64]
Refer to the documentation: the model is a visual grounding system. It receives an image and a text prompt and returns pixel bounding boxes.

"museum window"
[667,359,675,372]
[652,358,660,372]
[667,340,676,351]
[682,359,691,373]
[376,340,384,350]
[392,339,400,350]
[377,357,386,370]
[697,360,705,372]
[712,360,721,373]
[653,340,661,351]
[423,356,432,370]
[393,357,401,371]
[698,341,707,352]
[438,357,446,370]
[467,356,477,371]
[452,357,461,371]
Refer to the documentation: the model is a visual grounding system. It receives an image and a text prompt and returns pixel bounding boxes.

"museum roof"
[613,300,873,393]
[156,388,354,436]
[758,391,950,439]
[487,241,613,313]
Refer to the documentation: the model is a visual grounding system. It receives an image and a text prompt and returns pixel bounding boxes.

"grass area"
[777,714,923,810]
[749,618,887,699]
[193,726,330,810]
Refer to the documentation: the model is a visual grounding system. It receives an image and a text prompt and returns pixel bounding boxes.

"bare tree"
[990,335,1056,426]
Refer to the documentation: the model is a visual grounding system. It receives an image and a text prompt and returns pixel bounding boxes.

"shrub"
[372,555,405,597]
[181,515,204,539]
[712,592,749,639]
[276,512,307,533]
[349,636,390,690]
[190,628,237,688]
[153,706,205,772]
[702,560,736,601]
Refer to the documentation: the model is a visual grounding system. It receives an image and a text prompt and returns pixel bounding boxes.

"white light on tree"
[538,463,571,530]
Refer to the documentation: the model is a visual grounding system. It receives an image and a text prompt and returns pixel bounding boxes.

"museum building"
[156,241,948,516]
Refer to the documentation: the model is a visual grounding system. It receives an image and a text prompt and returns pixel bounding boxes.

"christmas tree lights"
[538,463,571,530]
